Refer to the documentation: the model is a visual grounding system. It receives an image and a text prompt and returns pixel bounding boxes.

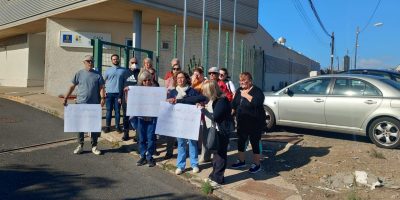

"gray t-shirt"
[72,69,105,104]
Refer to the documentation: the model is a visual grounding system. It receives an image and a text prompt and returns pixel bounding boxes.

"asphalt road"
[0,99,209,200]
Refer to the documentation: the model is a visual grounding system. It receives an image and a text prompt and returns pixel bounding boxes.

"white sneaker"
[175,168,183,175]
[204,178,221,189]
[73,145,83,154]
[192,167,200,173]
[91,146,101,155]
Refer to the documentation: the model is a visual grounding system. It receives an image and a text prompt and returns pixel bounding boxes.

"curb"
[0,94,238,200]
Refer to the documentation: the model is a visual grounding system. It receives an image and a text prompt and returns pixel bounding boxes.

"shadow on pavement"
[0,164,116,200]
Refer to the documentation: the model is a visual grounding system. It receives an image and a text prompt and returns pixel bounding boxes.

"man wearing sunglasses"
[63,55,105,155]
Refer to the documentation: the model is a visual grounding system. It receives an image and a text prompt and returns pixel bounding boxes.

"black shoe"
[154,150,160,156]
[136,157,147,166]
[121,136,129,141]
[116,127,123,133]
[164,154,173,160]
[148,158,156,167]
[133,135,138,142]
[103,127,111,133]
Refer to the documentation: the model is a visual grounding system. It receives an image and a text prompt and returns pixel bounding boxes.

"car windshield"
[381,79,400,90]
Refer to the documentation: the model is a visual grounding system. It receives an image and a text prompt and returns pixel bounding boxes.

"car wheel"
[264,106,276,131]
[368,117,400,149]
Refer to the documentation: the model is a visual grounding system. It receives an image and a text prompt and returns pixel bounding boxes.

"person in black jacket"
[121,57,140,141]
[198,80,234,187]
[231,72,266,174]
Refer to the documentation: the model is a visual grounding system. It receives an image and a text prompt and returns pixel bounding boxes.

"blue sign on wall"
[63,34,72,43]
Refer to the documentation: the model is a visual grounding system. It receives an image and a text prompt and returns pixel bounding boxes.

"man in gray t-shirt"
[63,55,105,155]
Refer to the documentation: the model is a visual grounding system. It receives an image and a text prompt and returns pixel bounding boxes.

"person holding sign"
[134,71,158,167]
[167,72,202,175]
[63,55,105,155]
[197,80,234,188]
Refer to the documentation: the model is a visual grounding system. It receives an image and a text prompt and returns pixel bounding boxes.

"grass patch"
[162,163,176,171]
[347,190,361,200]
[182,172,193,179]
[201,181,213,195]
[369,148,385,159]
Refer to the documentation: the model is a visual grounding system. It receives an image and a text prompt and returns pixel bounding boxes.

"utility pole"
[354,26,359,69]
[336,56,339,71]
[330,32,334,74]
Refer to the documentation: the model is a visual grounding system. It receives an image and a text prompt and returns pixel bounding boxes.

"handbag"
[206,121,219,152]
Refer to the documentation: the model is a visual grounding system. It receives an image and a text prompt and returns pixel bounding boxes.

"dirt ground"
[260,127,400,200]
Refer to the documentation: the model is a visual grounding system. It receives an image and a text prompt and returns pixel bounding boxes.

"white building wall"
[27,33,46,86]
[0,41,29,87]
[44,17,245,96]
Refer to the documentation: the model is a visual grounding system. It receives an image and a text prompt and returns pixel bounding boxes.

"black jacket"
[201,97,234,135]
[232,85,266,130]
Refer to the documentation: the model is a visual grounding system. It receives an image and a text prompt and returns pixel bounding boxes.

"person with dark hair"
[191,67,205,93]
[208,67,233,101]
[167,71,202,175]
[219,68,236,95]
[231,72,266,174]
[104,54,127,133]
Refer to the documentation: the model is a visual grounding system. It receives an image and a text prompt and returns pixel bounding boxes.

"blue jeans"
[176,138,198,170]
[105,93,121,128]
[137,118,157,160]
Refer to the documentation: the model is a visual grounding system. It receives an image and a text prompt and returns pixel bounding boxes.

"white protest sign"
[64,104,102,132]
[126,86,167,117]
[155,101,201,140]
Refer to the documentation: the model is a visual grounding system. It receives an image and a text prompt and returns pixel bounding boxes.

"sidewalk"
[0,86,302,200]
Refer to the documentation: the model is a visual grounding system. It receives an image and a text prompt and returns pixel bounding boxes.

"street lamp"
[354,22,383,69]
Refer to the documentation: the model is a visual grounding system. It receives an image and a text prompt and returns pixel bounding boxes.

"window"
[332,79,381,96]
[289,78,331,95]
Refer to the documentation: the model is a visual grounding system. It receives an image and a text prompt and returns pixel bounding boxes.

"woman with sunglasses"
[219,68,236,96]
[165,64,181,90]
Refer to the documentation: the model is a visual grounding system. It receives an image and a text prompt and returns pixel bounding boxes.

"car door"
[278,77,331,127]
[325,78,383,132]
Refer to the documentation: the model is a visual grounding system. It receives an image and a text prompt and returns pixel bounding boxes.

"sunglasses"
[143,79,152,82]
[208,72,218,75]
[130,62,137,64]
[219,73,226,76]
[173,68,180,70]
[85,60,94,63]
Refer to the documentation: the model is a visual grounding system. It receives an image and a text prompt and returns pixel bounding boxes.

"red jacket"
[218,80,233,101]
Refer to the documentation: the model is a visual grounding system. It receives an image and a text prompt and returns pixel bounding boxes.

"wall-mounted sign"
[59,31,111,48]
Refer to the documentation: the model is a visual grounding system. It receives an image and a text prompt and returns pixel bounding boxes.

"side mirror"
[283,88,294,97]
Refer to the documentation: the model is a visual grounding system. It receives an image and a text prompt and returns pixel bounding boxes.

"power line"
[291,0,328,46]
[308,0,331,38]
[360,0,382,33]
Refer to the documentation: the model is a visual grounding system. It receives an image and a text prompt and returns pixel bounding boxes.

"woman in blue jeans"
[167,71,203,175]
[129,70,158,167]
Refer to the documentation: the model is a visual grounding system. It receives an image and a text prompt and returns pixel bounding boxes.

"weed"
[369,148,385,159]
[201,181,213,195]
[347,190,361,200]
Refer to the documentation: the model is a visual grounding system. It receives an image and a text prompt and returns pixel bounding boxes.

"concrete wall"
[27,33,46,86]
[0,35,29,87]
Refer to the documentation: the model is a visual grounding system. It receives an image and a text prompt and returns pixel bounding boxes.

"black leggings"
[236,127,261,154]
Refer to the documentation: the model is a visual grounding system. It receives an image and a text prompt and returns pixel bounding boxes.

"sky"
[258,0,399,70]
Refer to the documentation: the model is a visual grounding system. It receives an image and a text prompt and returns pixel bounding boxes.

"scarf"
[175,85,189,99]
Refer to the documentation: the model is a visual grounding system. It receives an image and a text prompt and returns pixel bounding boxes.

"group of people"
[64,54,266,188]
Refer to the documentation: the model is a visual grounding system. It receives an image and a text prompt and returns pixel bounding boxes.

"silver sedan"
[264,74,400,149]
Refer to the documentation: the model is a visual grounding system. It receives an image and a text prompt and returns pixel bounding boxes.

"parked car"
[264,74,400,149]
[339,69,400,82]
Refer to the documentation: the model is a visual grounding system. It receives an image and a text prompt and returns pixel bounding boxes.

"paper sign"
[126,86,167,117]
[155,101,201,140]
[64,104,102,132]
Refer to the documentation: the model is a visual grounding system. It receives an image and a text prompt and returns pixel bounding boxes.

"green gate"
[91,39,154,75]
